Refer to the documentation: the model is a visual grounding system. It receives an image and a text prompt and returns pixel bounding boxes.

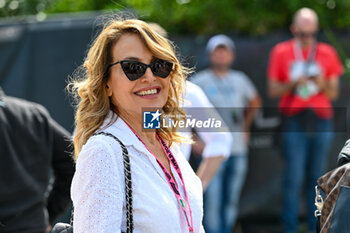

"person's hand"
[312,75,326,90]
[295,75,308,86]
[192,140,205,156]
[191,133,205,157]
[46,224,52,233]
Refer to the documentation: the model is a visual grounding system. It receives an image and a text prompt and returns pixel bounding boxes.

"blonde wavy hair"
[69,18,190,159]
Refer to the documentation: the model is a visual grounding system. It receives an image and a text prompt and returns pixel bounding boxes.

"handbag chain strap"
[314,185,324,217]
[94,131,134,233]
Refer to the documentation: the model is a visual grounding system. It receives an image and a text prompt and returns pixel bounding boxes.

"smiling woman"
[68,17,204,233]
[70,18,189,156]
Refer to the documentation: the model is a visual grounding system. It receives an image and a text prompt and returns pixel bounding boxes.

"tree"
[1,0,350,36]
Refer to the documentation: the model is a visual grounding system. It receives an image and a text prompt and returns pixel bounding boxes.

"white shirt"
[180,81,233,160]
[193,70,257,154]
[71,111,205,233]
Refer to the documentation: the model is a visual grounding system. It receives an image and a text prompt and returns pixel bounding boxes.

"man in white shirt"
[148,23,233,193]
[193,34,261,233]
[181,81,232,191]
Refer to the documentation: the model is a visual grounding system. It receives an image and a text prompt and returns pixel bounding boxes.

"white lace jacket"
[71,111,205,233]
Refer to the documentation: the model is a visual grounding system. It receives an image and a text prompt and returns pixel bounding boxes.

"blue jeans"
[282,112,333,233]
[203,154,248,233]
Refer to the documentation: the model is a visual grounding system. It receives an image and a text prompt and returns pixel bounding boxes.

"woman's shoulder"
[77,133,124,166]
[72,133,126,192]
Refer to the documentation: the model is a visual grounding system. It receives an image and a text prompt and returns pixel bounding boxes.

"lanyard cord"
[293,39,317,63]
[125,122,194,233]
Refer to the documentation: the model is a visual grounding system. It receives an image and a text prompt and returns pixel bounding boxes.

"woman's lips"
[134,87,161,99]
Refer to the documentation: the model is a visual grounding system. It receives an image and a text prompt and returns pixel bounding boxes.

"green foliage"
[1,0,350,35]
[1,0,349,75]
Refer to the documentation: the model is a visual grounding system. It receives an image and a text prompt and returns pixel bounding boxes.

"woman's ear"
[106,83,112,97]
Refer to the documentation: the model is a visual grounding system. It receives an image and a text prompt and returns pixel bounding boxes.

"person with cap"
[192,34,261,233]
[267,8,343,233]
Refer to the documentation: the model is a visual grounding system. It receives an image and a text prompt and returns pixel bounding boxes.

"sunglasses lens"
[151,60,173,78]
[296,31,317,38]
[121,61,147,81]
[117,60,173,81]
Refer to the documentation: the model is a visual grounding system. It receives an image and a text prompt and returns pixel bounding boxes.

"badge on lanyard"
[290,40,322,99]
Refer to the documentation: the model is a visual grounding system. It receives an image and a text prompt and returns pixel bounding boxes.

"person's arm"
[243,94,261,143]
[46,118,75,224]
[244,95,261,132]
[196,156,224,191]
[268,78,308,99]
[192,130,232,191]
[316,45,344,101]
[71,137,124,232]
[313,75,339,100]
[185,81,232,191]
[267,43,310,99]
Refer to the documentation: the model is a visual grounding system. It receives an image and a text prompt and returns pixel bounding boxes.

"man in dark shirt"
[0,87,75,233]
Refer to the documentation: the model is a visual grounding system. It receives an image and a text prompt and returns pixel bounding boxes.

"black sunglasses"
[295,31,318,38]
[104,59,173,81]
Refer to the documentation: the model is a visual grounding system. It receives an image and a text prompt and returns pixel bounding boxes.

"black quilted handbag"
[51,132,133,233]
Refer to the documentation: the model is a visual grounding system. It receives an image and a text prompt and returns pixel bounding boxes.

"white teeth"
[136,88,158,96]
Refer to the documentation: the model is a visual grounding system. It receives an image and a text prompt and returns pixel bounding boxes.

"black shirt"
[0,88,75,233]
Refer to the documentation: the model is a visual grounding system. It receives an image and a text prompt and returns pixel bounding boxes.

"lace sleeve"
[71,137,125,233]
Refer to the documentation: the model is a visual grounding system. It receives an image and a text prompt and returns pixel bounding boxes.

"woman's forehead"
[111,33,153,62]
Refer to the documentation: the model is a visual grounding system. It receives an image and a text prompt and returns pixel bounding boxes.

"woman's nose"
[141,67,156,82]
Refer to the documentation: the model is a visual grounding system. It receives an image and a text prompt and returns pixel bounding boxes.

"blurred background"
[1,0,349,232]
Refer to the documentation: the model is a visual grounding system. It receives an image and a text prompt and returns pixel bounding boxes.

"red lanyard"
[125,123,194,233]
